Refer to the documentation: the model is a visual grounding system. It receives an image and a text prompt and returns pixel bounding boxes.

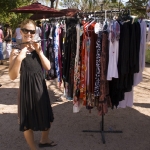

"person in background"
[0,25,4,65]
[0,22,4,31]
[34,21,42,41]
[13,23,22,44]
[36,20,42,29]
[9,19,57,150]
[4,23,12,58]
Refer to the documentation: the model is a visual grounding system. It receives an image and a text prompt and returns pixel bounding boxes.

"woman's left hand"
[29,41,42,55]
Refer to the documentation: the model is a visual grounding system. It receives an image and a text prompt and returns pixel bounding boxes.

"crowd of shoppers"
[0,22,13,63]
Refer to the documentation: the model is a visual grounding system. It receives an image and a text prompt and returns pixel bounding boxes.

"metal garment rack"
[83,104,123,144]
[81,8,123,144]
[77,7,121,18]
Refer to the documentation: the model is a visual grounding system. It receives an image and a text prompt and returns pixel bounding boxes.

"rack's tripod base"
[83,114,123,144]
[83,128,123,144]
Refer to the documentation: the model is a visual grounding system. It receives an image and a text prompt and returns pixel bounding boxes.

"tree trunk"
[55,0,59,9]
[50,0,55,8]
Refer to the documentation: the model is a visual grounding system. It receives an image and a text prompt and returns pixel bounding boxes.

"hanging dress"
[134,19,146,85]
[19,50,54,131]
[107,20,120,80]
[98,31,111,115]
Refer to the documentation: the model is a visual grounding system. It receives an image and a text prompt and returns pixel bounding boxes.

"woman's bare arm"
[9,49,22,80]
[31,42,50,71]
[9,47,28,80]
[38,50,51,71]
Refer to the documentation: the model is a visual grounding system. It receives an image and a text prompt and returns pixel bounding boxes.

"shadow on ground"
[0,87,150,150]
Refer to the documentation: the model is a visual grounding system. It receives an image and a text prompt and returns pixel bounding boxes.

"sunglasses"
[21,28,35,34]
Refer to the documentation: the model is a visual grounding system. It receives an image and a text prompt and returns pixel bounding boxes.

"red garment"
[79,21,87,105]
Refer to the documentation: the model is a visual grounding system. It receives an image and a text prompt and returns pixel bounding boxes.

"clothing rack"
[77,9,129,20]
[81,9,124,144]
[78,10,120,15]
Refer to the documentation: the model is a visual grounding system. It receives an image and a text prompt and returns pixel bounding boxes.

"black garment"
[63,28,72,83]
[63,25,76,82]
[109,20,141,108]
[19,51,54,131]
[63,18,78,83]
[109,78,124,108]
[62,19,77,98]
[68,26,77,98]
[134,22,141,73]
[46,25,57,80]
[94,31,102,96]
[109,22,131,108]
[4,27,12,42]
[118,21,130,75]
[109,21,131,108]
[64,26,77,98]
[118,21,133,92]
[129,21,141,73]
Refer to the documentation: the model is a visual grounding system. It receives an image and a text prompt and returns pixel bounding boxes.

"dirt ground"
[0,61,150,150]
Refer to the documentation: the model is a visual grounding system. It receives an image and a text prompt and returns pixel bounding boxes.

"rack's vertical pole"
[101,104,104,131]
[101,104,105,144]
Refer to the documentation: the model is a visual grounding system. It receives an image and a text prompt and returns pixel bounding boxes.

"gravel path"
[0,63,150,150]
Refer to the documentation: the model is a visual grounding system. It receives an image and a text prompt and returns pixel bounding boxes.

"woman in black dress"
[9,19,57,150]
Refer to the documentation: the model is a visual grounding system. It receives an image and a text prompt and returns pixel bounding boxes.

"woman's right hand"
[18,47,29,61]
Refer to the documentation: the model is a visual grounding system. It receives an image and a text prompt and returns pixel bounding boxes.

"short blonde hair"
[20,19,36,29]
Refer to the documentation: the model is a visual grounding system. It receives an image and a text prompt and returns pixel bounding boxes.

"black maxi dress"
[19,50,54,131]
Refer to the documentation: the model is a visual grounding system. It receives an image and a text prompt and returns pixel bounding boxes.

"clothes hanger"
[122,9,131,21]
[84,12,96,29]
[83,17,92,28]
[105,10,107,22]
[102,10,109,31]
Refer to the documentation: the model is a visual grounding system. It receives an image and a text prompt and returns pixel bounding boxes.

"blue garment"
[12,38,16,42]
[0,42,3,60]
[53,25,60,82]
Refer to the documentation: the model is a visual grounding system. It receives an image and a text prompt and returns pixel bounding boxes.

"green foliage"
[59,0,148,17]
[59,0,96,11]
[0,0,148,32]
[59,0,125,11]
[125,0,148,17]
[0,0,32,31]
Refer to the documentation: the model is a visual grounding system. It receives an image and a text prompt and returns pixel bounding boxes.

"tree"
[0,0,31,30]
[59,0,124,11]
[40,0,54,8]
[59,0,97,11]
[124,0,147,17]
[55,0,59,9]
